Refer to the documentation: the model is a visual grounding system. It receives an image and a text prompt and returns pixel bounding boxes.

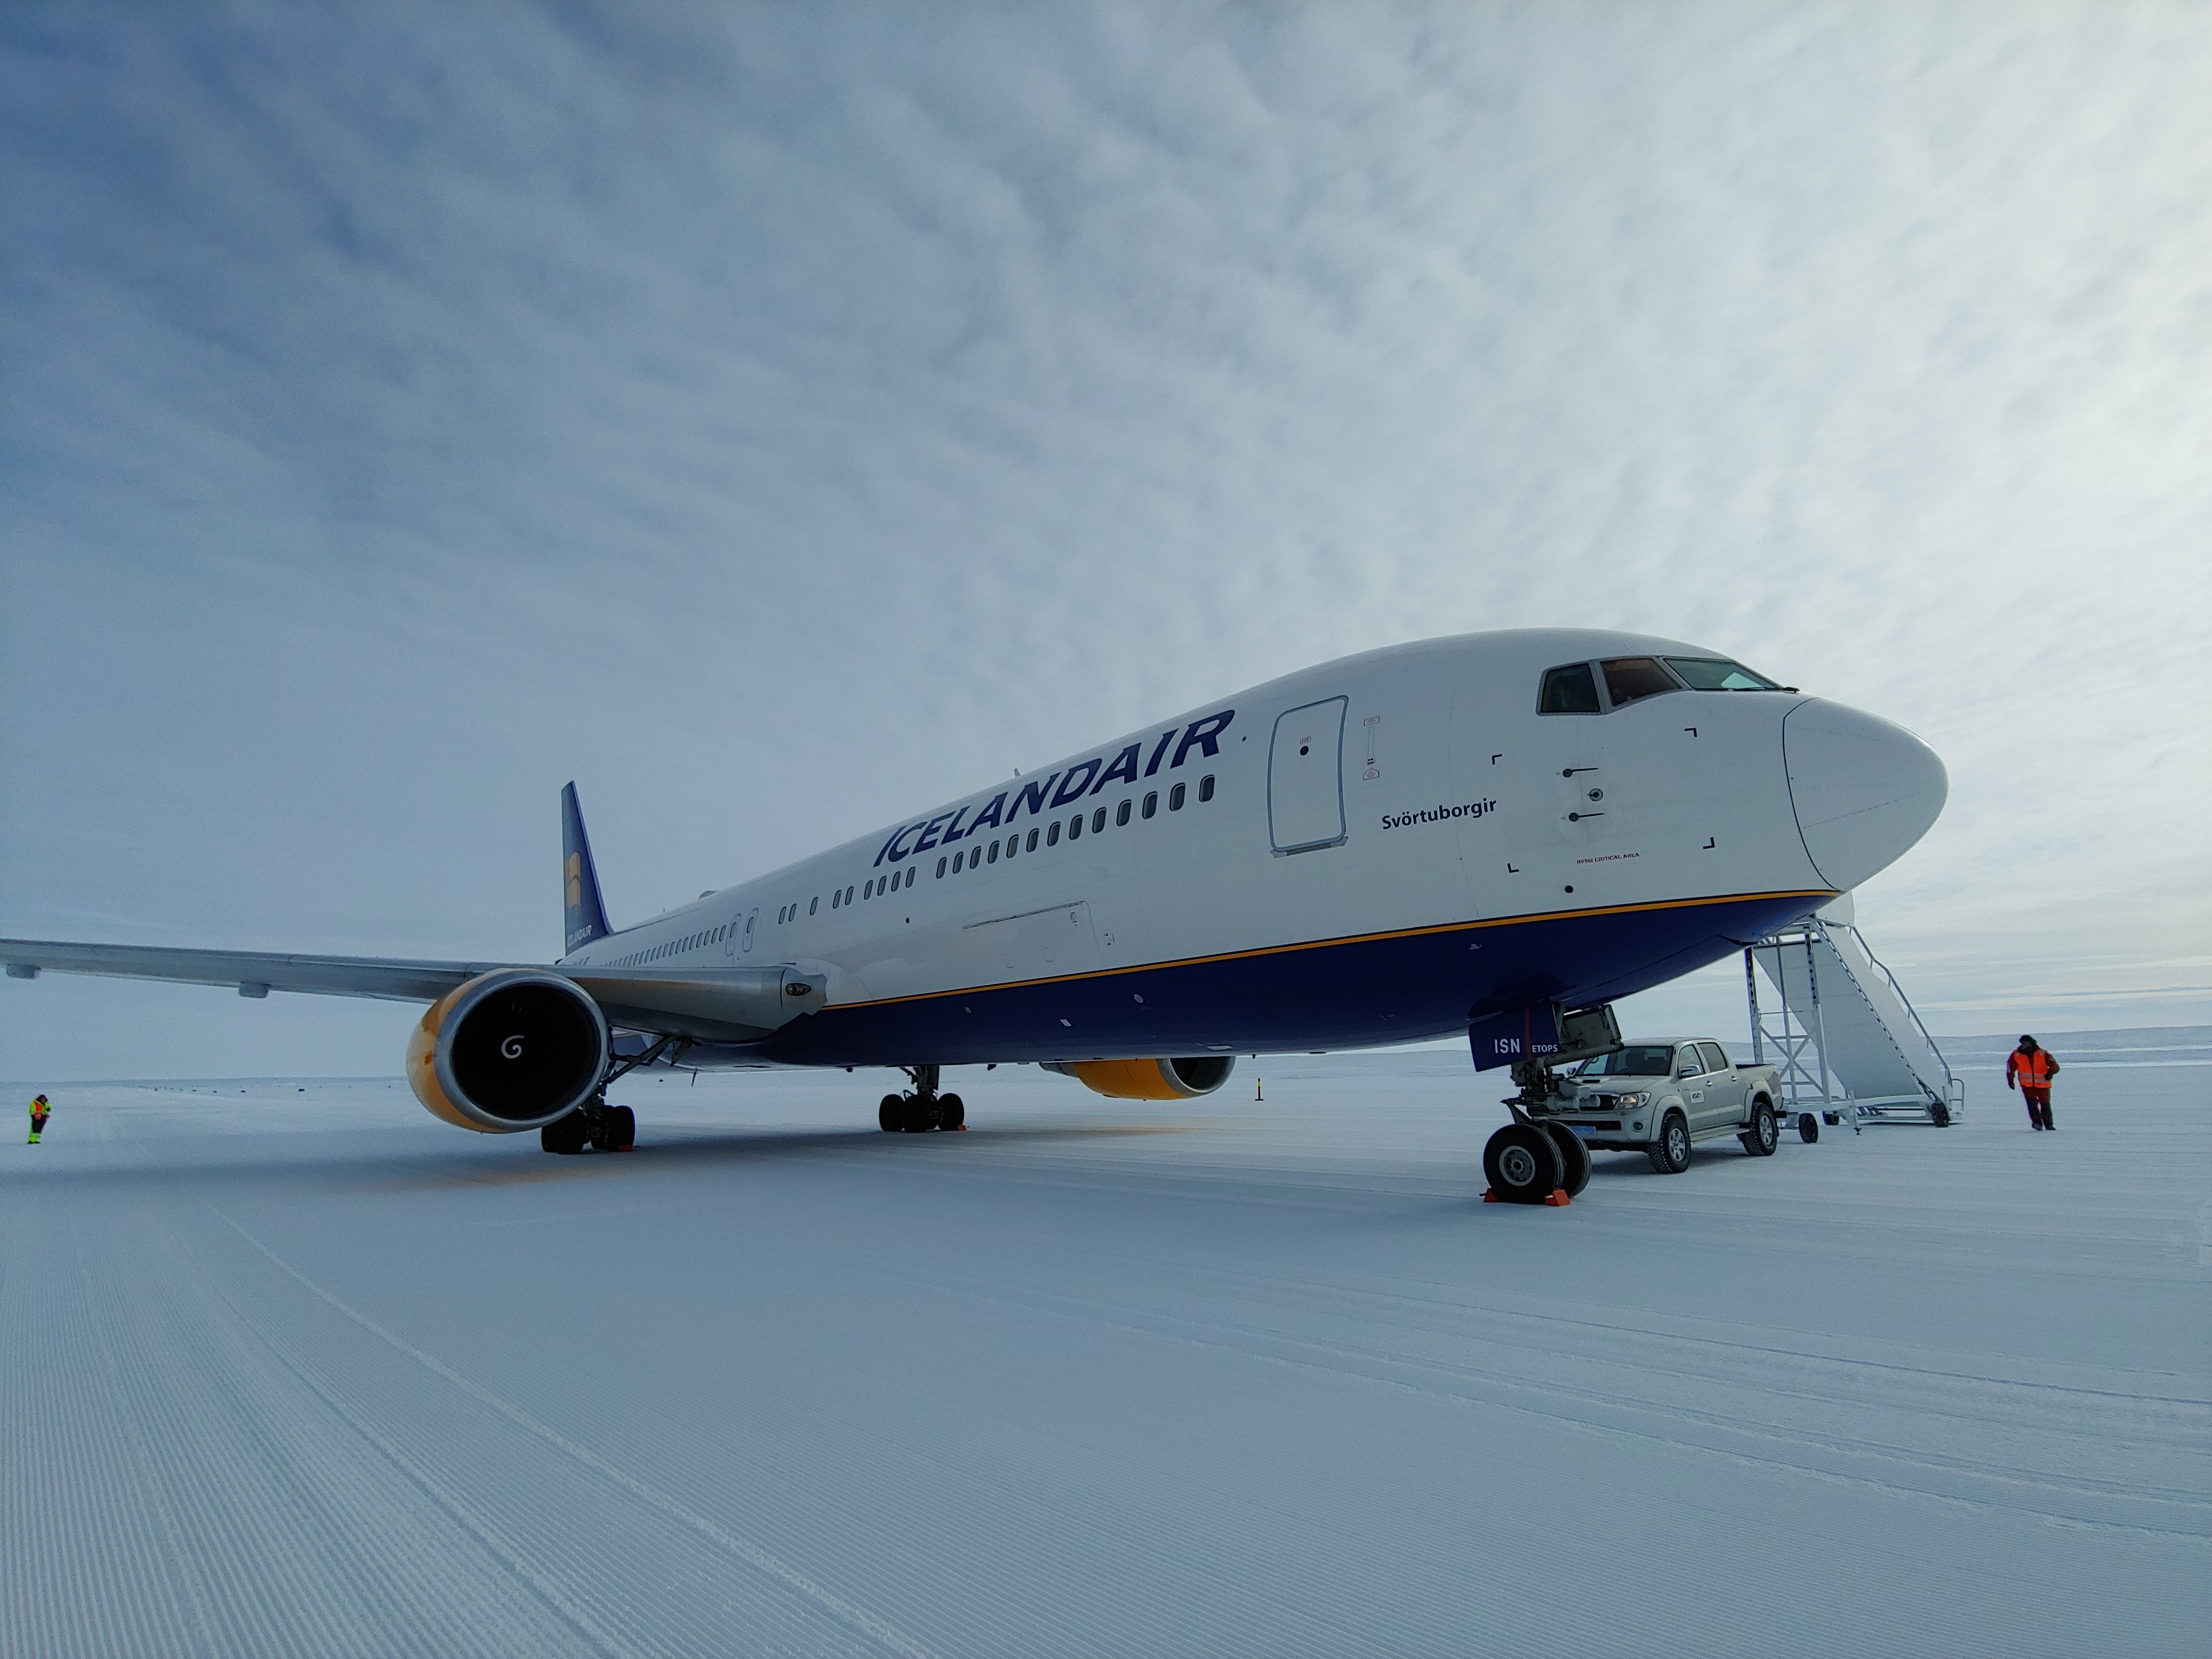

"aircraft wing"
[0,938,825,1044]
[0,938,509,1003]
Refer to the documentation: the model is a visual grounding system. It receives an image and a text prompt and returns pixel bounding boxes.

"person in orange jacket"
[27,1094,51,1144]
[2006,1037,2059,1130]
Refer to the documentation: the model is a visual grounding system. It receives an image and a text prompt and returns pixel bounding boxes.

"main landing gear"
[541,1035,672,1154]
[879,1065,964,1134]
[542,1099,635,1155]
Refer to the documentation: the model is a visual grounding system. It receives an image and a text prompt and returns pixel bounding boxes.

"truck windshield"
[1576,1045,1675,1077]
[1664,657,1780,691]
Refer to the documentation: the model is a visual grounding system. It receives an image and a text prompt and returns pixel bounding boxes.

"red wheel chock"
[1481,1188,1572,1206]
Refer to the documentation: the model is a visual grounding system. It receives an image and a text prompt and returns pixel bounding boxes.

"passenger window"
[1116,799,1132,826]
[1142,791,1157,819]
[831,891,840,909]
[1068,814,1083,841]
[1601,657,1679,707]
[1091,807,1106,834]
[1048,820,1061,846]
[953,850,964,872]
[987,840,1000,864]
[810,896,818,915]
[1003,834,1016,859]
[906,867,916,887]
[1027,828,1040,851]
[844,885,854,904]
[864,879,874,900]
[1198,774,1215,802]
[1169,782,1185,811]
[1539,662,1602,714]
[935,857,947,877]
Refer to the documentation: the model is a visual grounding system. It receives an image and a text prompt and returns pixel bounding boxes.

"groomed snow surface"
[4,1031,2206,1658]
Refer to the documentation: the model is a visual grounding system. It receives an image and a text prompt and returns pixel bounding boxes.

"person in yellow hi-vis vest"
[28,1094,51,1144]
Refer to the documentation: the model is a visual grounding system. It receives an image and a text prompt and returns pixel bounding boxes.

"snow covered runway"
[4,1040,2206,1656]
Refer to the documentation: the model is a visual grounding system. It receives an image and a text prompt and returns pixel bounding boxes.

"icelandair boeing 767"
[3,630,1945,1199]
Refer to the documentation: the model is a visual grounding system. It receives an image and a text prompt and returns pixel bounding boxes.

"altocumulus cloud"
[2,1,2208,1075]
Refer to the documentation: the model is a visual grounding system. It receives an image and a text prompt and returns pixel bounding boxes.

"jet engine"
[407,969,610,1133]
[1042,1057,1236,1100]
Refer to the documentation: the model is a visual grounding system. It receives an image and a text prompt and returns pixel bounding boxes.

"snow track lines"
[2,1063,2207,1657]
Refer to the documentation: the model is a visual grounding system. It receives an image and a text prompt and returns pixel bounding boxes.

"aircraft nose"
[1783,699,1948,890]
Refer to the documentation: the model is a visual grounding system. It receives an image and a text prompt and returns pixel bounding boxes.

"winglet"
[561,782,611,955]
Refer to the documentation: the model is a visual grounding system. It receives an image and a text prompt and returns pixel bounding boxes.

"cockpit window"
[1576,1045,1675,1077]
[1539,662,1601,714]
[1665,657,1781,692]
[1600,657,1678,707]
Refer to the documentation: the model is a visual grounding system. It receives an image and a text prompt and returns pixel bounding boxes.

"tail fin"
[561,782,611,955]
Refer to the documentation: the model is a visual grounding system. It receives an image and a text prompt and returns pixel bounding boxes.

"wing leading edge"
[0,940,823,1044]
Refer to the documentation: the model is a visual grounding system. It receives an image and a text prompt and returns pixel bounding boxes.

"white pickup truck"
[1535,1039,1786,1173]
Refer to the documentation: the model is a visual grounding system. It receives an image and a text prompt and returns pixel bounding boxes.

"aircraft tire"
[879,1095,904,1132]
[541,1112,588,1155]
[1647,1111,1691,1174]
[1484,1123,1564,1204]
[610,1105,635,1150]
[1797,1112,1821,1144]
[1740,1100,1779,1157]
[1539,1121,1591,1196]
[1930,1100,1952,1127]
[901,1095,934,1132]
[938,1093,964,1130]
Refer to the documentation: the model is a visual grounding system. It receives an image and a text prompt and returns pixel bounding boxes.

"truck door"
[1698,1041,1744,1126]
[1675,1044,1715,1130]
[1268,696,1348,856]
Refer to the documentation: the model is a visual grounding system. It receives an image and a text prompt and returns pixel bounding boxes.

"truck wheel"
[1484,1123,1564,1203]
[1739,1100,1779,1157]
[1540,1122,1592,1197]
[1646,1111,1691,1174]
[1797,1112,1820,1144]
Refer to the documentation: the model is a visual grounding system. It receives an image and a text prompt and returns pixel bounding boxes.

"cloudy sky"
[4,2,2208,1080]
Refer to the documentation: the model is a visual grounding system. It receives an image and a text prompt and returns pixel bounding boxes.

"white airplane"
[2,629,1945,1200]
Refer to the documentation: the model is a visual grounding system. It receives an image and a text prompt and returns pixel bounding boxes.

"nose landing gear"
[879,1066,965,1133]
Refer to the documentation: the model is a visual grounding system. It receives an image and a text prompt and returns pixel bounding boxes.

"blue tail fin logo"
[561,782,611,954]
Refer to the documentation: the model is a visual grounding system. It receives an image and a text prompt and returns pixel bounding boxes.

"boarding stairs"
[1745,896,1963,1131]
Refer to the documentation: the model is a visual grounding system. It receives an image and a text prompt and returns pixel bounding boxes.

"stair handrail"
[1831,920,1959,1103]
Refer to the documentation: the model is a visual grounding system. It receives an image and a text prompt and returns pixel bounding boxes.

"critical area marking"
[208,1209,941,1659]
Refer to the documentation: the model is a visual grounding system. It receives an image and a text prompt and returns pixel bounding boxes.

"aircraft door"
[725,914,742,959]
[742,909,758,954]
[1268,696,1349,855]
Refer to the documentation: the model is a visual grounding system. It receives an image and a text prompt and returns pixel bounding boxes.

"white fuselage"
[559,629,1944,1067]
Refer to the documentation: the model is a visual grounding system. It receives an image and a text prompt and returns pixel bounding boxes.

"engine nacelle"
[407,969,610,1133]
[1042,1056,1236,1100]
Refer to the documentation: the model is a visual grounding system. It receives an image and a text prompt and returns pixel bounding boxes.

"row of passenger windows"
[1538,655,1783,715]
[610,922,729,967]
[932,774,1215,880]
[605,773,1227,960]
[773,773,1220,921]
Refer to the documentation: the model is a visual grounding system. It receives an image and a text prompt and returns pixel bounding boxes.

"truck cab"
[1538,1039,1784,1173]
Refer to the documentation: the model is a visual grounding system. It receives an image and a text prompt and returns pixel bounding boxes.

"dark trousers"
[2020,1087,2052,1129]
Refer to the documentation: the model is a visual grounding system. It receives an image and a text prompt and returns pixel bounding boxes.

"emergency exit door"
[1268,696,1348,855]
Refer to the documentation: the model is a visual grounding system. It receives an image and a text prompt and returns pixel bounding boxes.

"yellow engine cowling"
[1044,1056,1236,1100]
[407,969,610,1133]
